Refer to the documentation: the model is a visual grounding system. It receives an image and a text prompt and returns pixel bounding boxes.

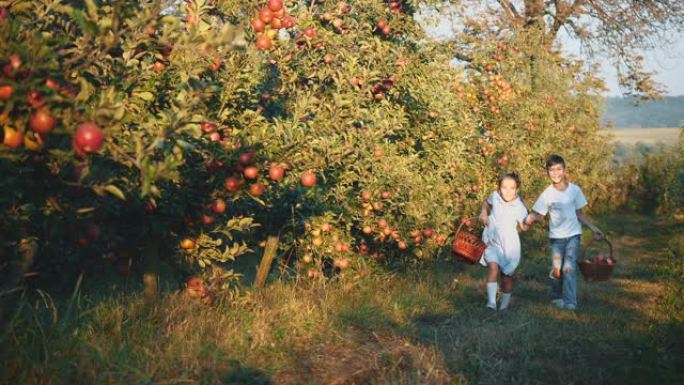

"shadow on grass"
[222,362,271,385]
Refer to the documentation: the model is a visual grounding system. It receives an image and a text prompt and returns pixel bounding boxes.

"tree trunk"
[255,234,279,289]
[142,240,160,305]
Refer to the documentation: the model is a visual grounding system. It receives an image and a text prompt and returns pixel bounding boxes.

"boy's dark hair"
[498,171,521,189]
[545,154,565,170]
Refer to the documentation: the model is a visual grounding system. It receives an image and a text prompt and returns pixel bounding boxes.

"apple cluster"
[251,0,297,51]
[0,47,104,154]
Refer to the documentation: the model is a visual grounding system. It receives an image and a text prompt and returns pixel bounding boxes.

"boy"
[524,154,604,311]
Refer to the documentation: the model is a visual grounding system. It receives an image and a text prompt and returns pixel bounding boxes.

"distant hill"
[601,96,684,128]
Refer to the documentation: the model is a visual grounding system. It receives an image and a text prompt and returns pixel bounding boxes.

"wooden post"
[255,234,279,289]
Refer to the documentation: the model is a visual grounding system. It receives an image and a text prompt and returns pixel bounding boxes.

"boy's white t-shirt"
[531,183,588,239]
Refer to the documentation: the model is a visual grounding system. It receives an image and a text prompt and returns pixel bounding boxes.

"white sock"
[486,282,497,306]
[500,293,511,310]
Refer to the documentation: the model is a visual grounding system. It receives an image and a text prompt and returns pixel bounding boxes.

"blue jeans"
[549,235,581,307]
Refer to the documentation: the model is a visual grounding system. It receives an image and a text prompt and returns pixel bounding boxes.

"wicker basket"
[451,218,487,264]
[578,238,616,282]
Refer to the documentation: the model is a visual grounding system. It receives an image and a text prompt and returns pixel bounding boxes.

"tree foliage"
[433,0,684,98]
[1,0,615,298]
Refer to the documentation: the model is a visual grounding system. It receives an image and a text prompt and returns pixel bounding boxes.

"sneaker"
[551,299,565,309]
[564,304,576,311]
[486,302,497,310]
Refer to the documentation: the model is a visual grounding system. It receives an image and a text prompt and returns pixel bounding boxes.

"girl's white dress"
[479,191,528,275]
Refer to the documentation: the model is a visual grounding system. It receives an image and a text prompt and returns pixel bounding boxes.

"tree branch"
[496,0,522,21]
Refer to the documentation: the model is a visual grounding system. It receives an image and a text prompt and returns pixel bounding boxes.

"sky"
[417,9,684,97]
[562,34,684,97]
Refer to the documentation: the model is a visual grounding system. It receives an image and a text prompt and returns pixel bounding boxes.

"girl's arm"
[478,200,491,226]
[577,209,605,239]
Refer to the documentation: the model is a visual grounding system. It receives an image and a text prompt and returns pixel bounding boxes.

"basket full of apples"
[578,238,616,282]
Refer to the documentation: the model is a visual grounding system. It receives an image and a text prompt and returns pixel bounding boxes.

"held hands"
[523,214,536,227]
[517,222,530,232]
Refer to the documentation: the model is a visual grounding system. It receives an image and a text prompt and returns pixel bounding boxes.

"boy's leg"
[549,238,564,304]
[561,235,581,310]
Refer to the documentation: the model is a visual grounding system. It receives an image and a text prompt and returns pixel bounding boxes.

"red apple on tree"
[269,163,285,181]
[152,61,165,73]
[2,126,23,148]
[27,91,45,108]
[202,214,215,225]
[23,132,45,151]
[0,84,13,100]
[211,198,226,214]
[268,0,283,12]
[271,17,283,29]
[186,13,199,26]
[45,78,59,91]
[238,150,255,165]
[30,108,56,134]
[256,35,272,50]
[243,166,259,180]
[201,122,217,133]
[259,8,273,24]
[282,16,296,29]
[249,182,265,196]
[180,238,196,250]
[273,8,286,19]
[208,57,221,72]
[224,176,241,192]
[8,53,21,70]
[73,123,104,153]
[301,171,317,187]
[252,18,266,32]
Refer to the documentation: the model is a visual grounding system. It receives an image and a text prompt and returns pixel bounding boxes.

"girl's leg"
[500,274,513,310]
[487,262,500,283]
[486,262,499,309]
[501,274,513,293]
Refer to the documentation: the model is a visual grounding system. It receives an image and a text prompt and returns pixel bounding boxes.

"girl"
[478,172,530,310]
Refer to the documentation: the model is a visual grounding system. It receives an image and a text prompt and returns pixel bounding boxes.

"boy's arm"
[525,192,547,227]
[478,200,491,226]
[577,209,605,240]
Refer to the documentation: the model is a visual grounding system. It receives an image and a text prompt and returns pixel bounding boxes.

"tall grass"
[1,213,683,385]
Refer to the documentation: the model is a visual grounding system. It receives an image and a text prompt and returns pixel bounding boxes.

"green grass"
[1,212,683,385]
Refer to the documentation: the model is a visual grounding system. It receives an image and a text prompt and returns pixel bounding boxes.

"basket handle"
[450,216,480,239]
[581,238,614,261]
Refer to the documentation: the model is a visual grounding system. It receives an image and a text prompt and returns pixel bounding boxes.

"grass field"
[1,212,683,385]
[604,127,682,145]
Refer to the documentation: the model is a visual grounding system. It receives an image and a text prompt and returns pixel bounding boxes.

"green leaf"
[134,91,155,101]
[104,184,126,200]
